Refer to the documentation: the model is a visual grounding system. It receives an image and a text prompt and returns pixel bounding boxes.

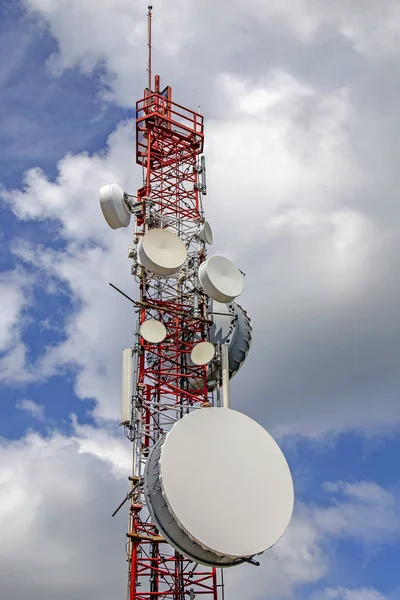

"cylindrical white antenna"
[201,155,207,195]
[121,348,134,425]
[221,344,230,409]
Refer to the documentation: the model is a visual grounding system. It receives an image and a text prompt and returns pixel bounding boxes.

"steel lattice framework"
[123,74,222,600]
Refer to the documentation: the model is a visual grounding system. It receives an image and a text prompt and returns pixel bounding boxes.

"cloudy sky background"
[1,0,400,598]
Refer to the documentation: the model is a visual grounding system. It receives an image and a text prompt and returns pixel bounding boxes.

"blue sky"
[0,1,126,188]
[1,1,400,599]
[0,0,120,437]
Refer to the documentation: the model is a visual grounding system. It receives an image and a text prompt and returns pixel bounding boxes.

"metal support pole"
[221,344,230,409]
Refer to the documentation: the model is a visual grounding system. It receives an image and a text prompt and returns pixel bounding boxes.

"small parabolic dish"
[190,341,215,365]
[138,229,187,276]
[140,319,167,343]
[199,256,244,303]
[99,182,131,229]
[199,221,213,245]
[144,407,294,567]
[189,301,252,392]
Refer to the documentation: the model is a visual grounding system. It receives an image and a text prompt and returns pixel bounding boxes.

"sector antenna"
[101,7,294,599]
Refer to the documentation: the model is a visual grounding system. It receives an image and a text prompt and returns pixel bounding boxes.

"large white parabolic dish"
[99,182,131,229]
[138,228,187,276]
[199,256,244,303]
[144,407,294,566]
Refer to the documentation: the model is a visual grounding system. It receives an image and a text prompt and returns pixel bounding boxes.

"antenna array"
[99,9,294,599]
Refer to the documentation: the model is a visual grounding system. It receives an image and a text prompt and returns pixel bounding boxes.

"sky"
[0,0,400,598]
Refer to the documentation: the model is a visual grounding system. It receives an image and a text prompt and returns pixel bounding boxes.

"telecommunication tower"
[99,7,294,600]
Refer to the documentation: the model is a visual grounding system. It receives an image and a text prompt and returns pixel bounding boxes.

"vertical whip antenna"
[147,5,153,92]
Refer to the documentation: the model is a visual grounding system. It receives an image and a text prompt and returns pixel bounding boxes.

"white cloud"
[0,341,32,383]
[0,421,396,600]
[241,0,400,56]
[324,480,395,507]
[322,587,387,600]
[2,120,137,241]
[0,271,28,352]
[72,417,131,478]
[312,481,400,546]
[205,73,365,251]
[21,0,400,111]
[0,425,129,600]
[9,235,136,420]
[0,269,33,384]
[23,0,192,106]
[16,398,45,420]
[1,122,140,418]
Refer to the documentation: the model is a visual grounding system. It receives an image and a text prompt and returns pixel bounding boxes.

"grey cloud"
[229,227,400,437]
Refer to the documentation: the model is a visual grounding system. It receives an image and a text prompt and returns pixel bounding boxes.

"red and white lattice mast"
[122,6,218,599]
[127,7,220,600]
[99,7,294,600]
